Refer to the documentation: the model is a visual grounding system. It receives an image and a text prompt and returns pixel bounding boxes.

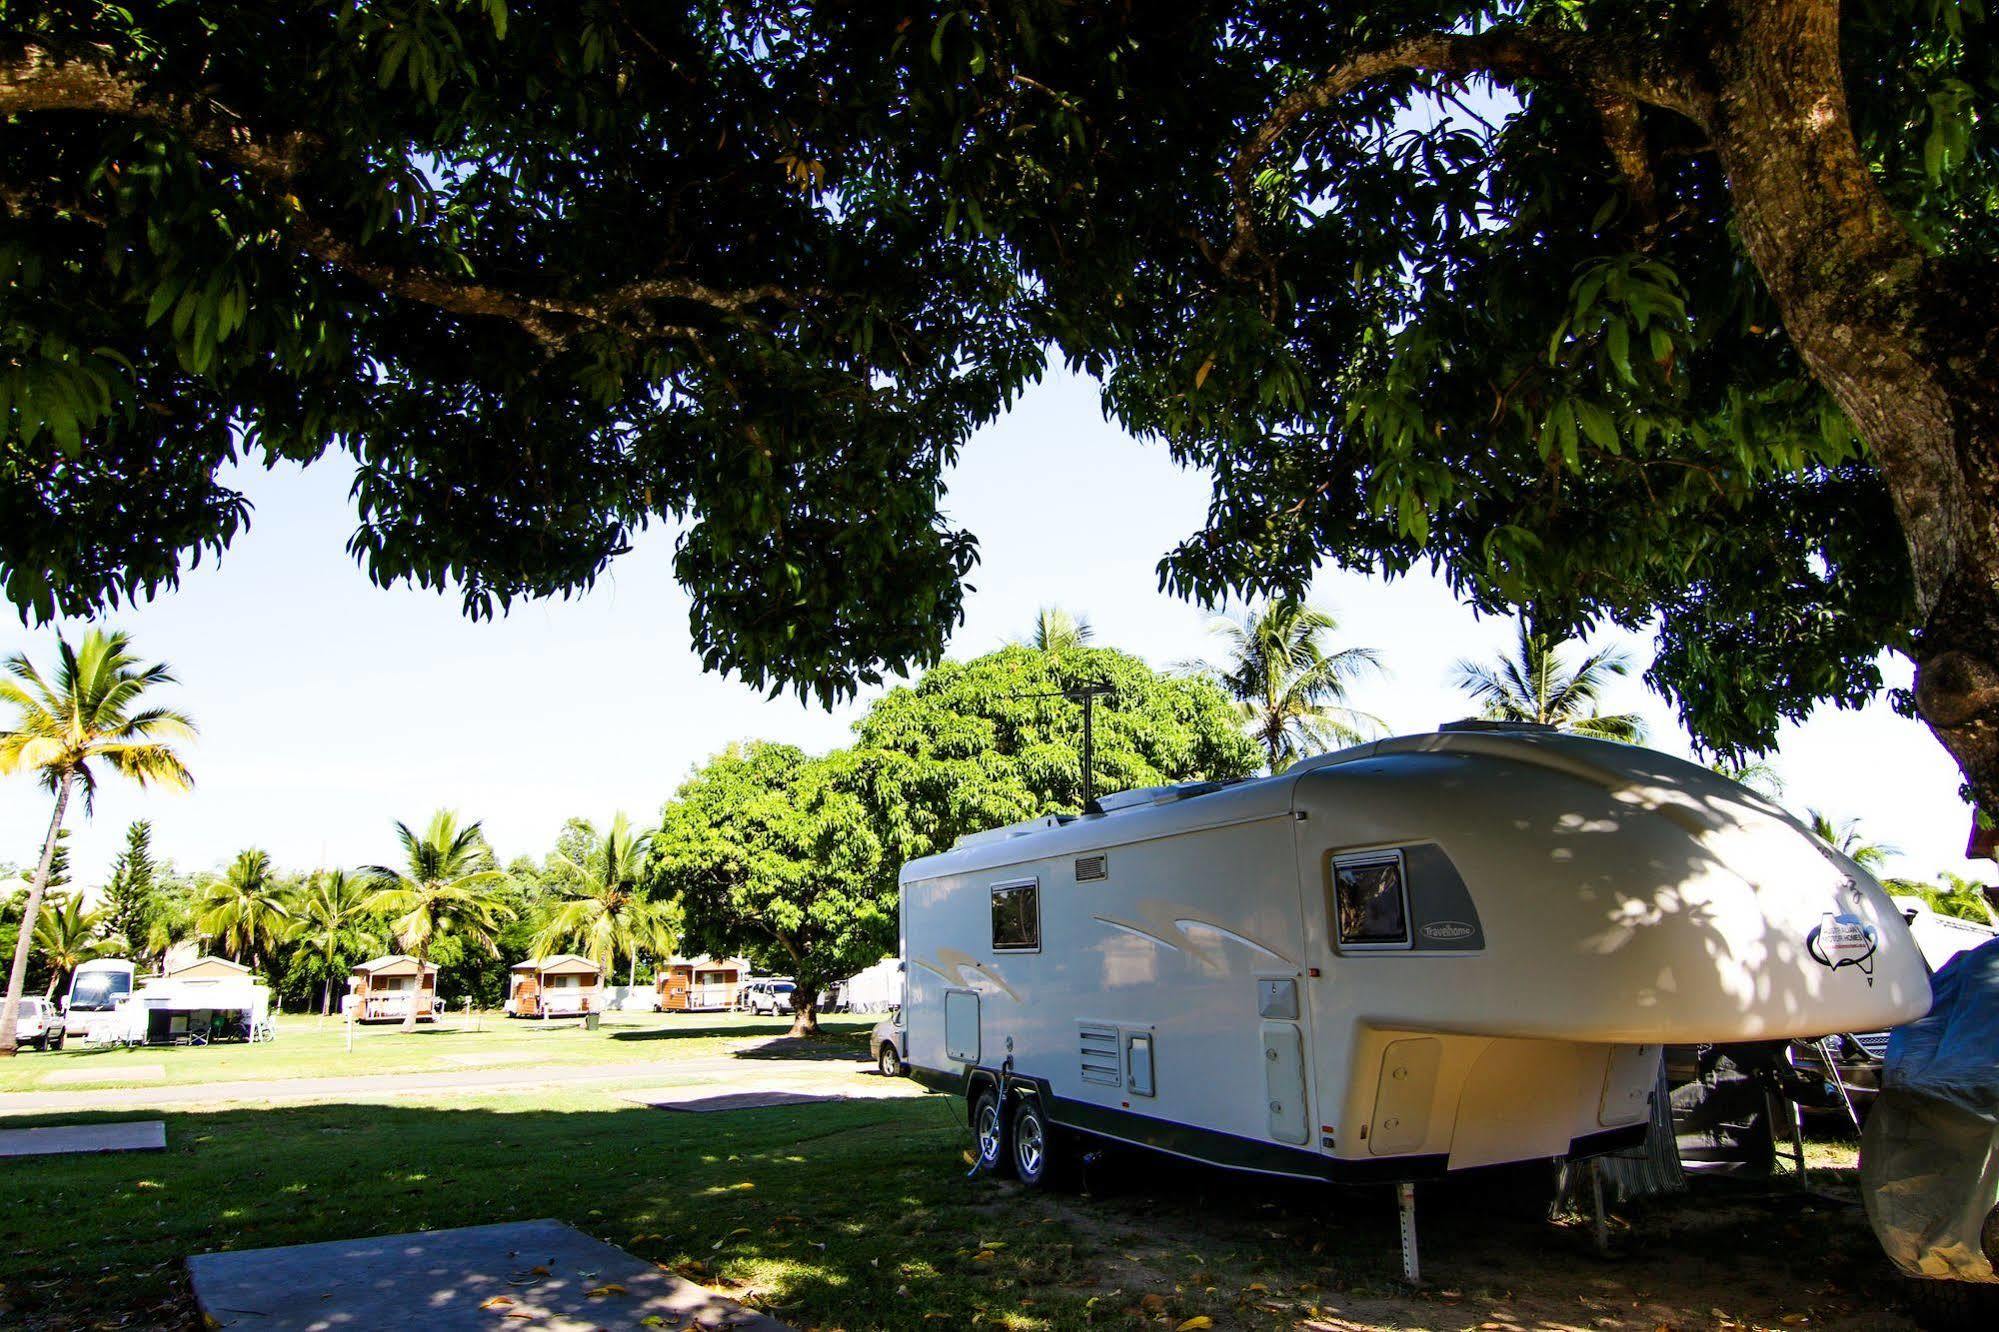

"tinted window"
[991,881,1039,951]
[1334,856,1408,947]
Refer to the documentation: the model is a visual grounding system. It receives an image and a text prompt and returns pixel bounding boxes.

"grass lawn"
[0,1079,1921,1332]
[0,1011,878,1093]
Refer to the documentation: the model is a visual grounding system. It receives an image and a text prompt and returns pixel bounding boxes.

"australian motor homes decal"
[1807,912,1879,984]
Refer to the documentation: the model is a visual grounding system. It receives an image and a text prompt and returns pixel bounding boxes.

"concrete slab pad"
[39,1063,165,1086]
[188,1218,790,1331]
[623,1089,842,1113]
[0,1119,165,1158]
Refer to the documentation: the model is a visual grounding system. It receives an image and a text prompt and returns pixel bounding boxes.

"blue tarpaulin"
[1884,937,1999,1121]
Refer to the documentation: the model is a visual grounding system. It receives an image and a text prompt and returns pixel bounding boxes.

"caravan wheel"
[1010,1098,1075,1190]
[972,1088,1014,1178]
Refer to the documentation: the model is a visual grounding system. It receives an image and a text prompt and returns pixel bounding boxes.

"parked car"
[12,997,64,1050]
[741,979,796,1016]
[870,1009,905,1077]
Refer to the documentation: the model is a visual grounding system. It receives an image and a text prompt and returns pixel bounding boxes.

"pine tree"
[101,821,158,955]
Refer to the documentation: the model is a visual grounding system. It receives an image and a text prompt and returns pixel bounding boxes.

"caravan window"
[1331,852,1410,949]
[990,879,1040,952]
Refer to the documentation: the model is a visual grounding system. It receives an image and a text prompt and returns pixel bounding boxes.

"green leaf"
[1576,400,1619,453]
[1605,319,1633,384]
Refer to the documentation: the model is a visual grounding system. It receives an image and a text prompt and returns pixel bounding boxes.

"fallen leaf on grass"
[1178,1319,1214,1330]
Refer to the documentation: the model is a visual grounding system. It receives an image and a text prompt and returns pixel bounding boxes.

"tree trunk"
[321,977,331,1018]
[788,991,819,1038]
[1706,0,1999,812]
[0,774,72,1057]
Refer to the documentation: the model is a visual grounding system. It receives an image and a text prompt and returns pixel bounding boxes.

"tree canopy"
[653,740,893,1035]
[2,2,1036,702]
[847,644,1262,859]
[7,2,1997,806]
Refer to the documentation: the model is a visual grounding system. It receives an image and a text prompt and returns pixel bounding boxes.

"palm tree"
[363,811,513,1030]
[533,814,679,982]
[1711,758,1785,800]
[143,893,199,971]
[287,871,383,1017]
[0,629,195,1056]
[1887,871,1995,924]
[1027,607,1094,653]
[34,894,113,999]
[196,849,291,971]
[1202,598,1384,772]
[1807,810,1895,873]
[1452,619,1645,742]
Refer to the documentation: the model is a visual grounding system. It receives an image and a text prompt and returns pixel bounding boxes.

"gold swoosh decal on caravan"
[1094,898,1295,967]
[912,948,1021,1002]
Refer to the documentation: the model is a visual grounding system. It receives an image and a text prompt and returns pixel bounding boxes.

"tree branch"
[3,43,817,350]
[1222,25,1712,272]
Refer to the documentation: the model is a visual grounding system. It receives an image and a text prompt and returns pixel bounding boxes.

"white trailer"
[900,725,1931,1200]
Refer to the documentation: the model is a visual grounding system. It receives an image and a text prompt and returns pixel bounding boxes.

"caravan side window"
[1331,852,1410,949]
[991,879,1040,952]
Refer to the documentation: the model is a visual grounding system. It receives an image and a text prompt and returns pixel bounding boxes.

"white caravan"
[99,970,272,1045]
[62,957,136,1037]
[900,725,1931,1193]
[1889,895,1996,971]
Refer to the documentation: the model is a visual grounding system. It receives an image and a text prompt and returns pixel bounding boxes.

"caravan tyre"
[1011,1098,1072,1190]
[972,1088,1014,1178]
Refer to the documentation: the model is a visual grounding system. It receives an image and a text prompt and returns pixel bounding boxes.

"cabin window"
[1331,852,1410,949]
[990,879,1040,952]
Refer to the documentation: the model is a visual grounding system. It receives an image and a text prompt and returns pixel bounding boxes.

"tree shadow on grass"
[0,1096,1920,1332]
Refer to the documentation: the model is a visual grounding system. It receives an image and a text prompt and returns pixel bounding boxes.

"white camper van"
[900,725,1931,1193]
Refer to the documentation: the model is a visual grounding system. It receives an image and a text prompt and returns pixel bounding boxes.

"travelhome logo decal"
[1419,920,1475,942]
[1807,912,1878,985]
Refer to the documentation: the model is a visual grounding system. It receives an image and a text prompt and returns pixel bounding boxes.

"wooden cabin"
[164,955,253,982]
[506,955,602,1018]
[655,956,748,1011]
[344,955,440,1022]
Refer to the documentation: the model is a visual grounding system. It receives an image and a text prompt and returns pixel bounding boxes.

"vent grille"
[1074,854,1108,882]
[1079,1023,1121,1086]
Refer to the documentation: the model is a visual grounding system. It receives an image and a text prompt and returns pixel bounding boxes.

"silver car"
[869,1009,905,1077]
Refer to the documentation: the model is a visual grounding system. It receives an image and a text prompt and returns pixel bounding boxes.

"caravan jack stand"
[1589,1159,1611,1257]
[1397,1181,1421,1285]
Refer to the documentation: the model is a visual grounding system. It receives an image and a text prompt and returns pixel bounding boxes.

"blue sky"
[1,367,1979,891]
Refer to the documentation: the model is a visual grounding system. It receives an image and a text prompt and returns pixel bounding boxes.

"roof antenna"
[1019,680,1115,813]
